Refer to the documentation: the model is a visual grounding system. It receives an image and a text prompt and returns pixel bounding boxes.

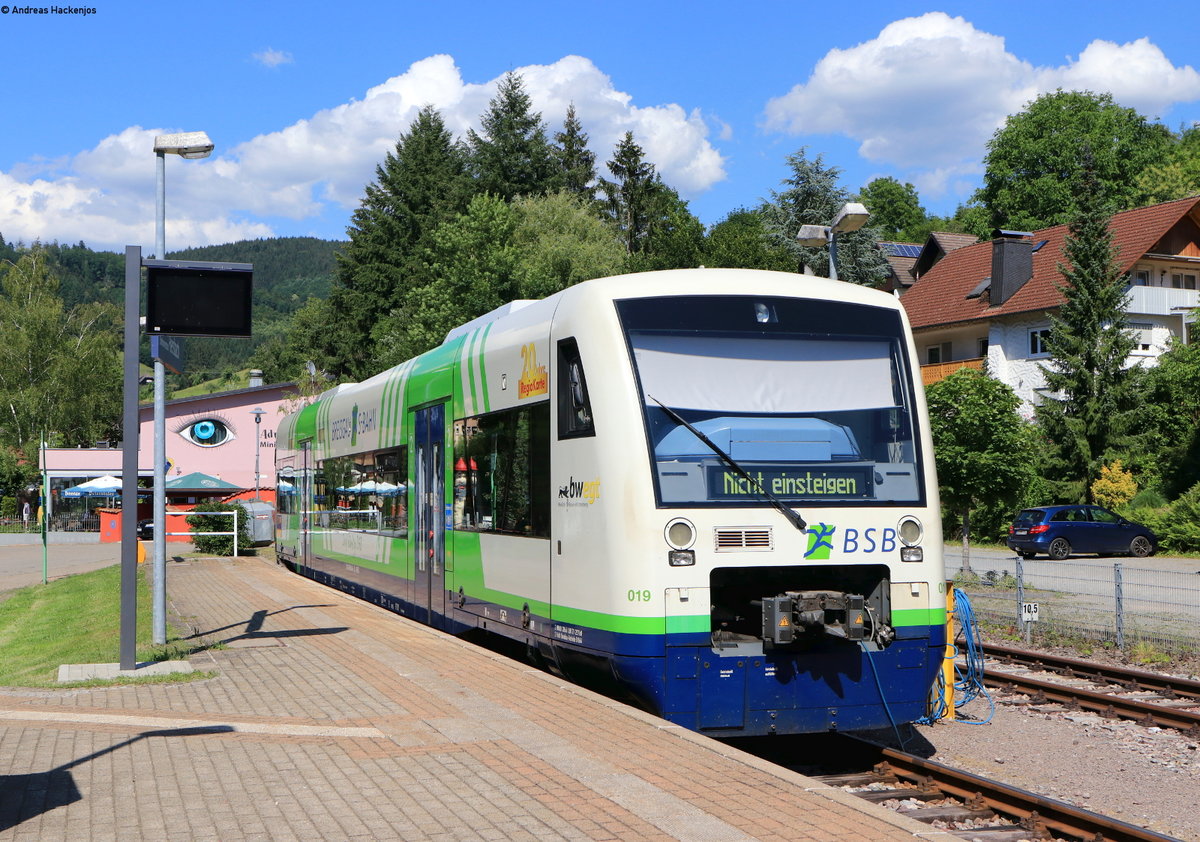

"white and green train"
[274,268,946,736]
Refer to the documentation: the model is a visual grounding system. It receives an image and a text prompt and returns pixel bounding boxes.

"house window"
[1133,269,1150,286]
[926,345,942,365]
[1127,322,1154,352]
[977,338,989,358]
[1029,328,1051,356]
[1172,273,1198,290]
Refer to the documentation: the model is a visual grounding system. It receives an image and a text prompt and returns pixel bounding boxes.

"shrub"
[0,496,15,519]
[1128,488,1167,510]
[1155,482,1200,553]
[1091,460,1137,509]
[186,502,251,556]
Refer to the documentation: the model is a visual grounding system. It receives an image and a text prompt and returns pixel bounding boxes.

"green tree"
[329,106,471,379]
[1135,335,1200,498]
[381,194,521,363]
[552,104,597,204]
[1034,154,1139,503]
[704,209,797,271]
[628,184,707,272]
[0,250,121,449]
[978,90,1172,232]
[511,192,625,299]
[1132,125,1200,206]
[598,132,658,255]
[761,148,890,286]
[858,177,931,243]
[926,368,1035,571]
[467,72,557,202]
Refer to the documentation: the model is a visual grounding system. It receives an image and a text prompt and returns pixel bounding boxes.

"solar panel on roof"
[883,243,922,258]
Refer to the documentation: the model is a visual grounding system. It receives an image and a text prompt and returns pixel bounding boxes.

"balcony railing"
[921,357,984,386]
[1124,285,1200,317]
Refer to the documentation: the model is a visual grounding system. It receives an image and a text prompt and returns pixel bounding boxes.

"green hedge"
[186,502,251,556]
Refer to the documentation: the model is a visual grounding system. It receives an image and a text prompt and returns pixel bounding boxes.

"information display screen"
[146,263,252,337]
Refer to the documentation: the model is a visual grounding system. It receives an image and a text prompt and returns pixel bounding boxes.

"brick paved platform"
[0,556,956,841]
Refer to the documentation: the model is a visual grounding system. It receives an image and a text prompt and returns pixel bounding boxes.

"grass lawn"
[0,564,211,687]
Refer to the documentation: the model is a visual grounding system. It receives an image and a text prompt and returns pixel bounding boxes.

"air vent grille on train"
[713,527,774,551]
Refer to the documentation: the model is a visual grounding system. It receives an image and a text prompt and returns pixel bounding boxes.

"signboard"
[707,464,873,501]
[151,335,185,374]
[1021,602,1040,623]
[144,259,252,337]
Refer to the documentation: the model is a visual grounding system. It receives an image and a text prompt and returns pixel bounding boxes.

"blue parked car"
[1007,505,1157,560]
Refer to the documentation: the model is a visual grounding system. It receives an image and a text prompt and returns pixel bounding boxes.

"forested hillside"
[0,234,341,389]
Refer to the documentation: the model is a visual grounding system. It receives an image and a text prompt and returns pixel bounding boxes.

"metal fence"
[948,556,1200,653]
[0,514,100,534]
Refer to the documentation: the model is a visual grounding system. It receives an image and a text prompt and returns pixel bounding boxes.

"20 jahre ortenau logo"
[1,5,98,15]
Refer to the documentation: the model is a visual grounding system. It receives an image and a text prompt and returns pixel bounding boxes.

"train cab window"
[557,338,594,439]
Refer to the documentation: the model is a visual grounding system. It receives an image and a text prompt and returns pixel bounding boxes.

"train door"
[299,440,313,571]
[413,403,447,628]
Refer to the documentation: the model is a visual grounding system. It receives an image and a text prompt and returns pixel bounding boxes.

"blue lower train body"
[283,553,944,738]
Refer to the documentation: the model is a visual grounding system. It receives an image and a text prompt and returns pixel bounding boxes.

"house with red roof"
[900,197,1200,412]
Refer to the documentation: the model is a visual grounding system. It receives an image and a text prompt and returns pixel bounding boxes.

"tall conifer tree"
[598,132,657,255]
[467,72,556,201]
[328,106,470,378]
[552,104,596,202]
[1034,150,1138,502]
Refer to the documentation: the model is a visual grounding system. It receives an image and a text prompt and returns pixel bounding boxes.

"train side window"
[454,404,550,538]
[557,338,595,439]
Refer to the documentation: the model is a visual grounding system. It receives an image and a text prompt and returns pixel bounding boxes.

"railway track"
[973,642,1200,735]
[811,735,1182,842]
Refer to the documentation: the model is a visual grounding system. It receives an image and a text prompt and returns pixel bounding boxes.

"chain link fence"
[948,555,1200,653]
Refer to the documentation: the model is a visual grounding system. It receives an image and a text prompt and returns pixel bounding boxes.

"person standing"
[22,500,31,528]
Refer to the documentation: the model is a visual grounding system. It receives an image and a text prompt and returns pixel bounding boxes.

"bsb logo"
[805,523,900,559]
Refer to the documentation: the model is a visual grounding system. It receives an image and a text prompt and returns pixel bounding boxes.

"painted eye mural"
[176,416,236,447]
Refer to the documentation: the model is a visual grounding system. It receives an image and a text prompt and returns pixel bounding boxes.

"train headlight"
[664,518,696,551]
[900,546,924,562]
[897,516,923,547]
[668,550,696,566]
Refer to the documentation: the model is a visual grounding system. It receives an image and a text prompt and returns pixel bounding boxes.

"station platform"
[0,555,956,841]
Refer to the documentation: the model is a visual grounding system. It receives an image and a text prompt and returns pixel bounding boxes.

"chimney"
[249,369,264,388]
[990,230,1033,305]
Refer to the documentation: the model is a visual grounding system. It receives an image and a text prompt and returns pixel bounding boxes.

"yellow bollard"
[137,540,146,564]
[942,581,956,720]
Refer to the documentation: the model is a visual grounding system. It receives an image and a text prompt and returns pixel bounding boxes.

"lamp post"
[151,131,213,646]
[251,407,265,500]
[796,202,870,281]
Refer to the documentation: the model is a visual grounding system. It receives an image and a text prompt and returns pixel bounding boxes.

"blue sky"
[2,0,1198,253]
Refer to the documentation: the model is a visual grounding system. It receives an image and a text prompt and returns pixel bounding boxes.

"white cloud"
[253,48,294,68]
[0,54,725,251]
[763,12,1200,200]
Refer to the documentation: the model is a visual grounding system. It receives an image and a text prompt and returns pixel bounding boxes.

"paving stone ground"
[0,555,955,841]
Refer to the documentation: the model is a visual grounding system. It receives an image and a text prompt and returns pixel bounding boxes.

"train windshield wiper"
[649,396,807,533]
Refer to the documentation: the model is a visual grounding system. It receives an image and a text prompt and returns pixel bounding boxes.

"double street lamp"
[150,130,213,645]
[796,202,871,281]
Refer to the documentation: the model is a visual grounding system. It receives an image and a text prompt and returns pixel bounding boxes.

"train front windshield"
[616,295,926,508]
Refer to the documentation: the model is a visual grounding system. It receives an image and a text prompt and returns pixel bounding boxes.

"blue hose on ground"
[950,587,995,724]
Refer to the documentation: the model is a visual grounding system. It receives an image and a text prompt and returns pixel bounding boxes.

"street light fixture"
[796,202,871,281]
[150,130,213,646]
[251,407,266,501]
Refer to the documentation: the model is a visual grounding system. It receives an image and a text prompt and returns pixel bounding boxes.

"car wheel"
[1129,535,1154,558]
[1048,538,1071,560]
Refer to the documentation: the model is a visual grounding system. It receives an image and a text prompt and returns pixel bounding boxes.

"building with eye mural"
[38,372,294,530]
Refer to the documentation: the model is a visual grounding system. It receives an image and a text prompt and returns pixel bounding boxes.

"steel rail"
[983,669,1200,734]
[982,642,1200,702]
[842,736,1183,842]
